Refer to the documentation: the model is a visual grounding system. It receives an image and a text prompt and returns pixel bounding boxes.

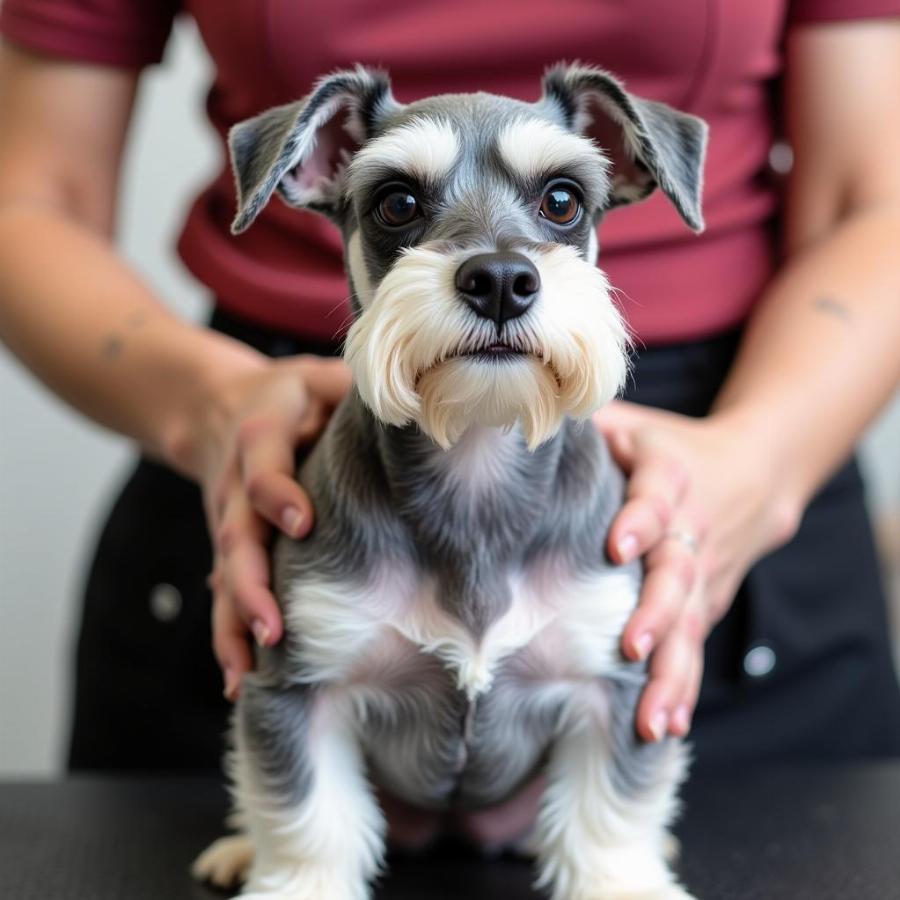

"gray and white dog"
[193,63,707,900]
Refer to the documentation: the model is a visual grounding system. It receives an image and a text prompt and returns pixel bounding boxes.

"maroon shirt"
[2,0,899,344]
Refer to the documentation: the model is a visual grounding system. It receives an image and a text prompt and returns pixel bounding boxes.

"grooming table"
[1,764,898,899]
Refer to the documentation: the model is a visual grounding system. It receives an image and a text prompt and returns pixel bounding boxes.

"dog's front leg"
[227,677,385,900]
[534,679,695,900]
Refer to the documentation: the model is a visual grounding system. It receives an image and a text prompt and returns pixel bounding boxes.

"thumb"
[605,427,637,473]
[593,399,661,435]
[295,357,353,408]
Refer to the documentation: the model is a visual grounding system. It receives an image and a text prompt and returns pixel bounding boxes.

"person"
[1,0,899,809]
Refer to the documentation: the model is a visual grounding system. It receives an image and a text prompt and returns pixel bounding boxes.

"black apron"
[68,310,900,771]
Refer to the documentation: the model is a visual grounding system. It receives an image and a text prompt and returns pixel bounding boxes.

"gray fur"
[236,676,316,808]
[606,677,685,801]
[230,66,707,237]
[241,403,647,816]
[215,64,706,897]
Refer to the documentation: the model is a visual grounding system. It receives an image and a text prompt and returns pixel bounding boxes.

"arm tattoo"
[101,334,124,360]
[813,297,851,321]
[101,310,149,359]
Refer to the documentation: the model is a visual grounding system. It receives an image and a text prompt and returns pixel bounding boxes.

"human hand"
[594,401,802,742]
[182,354,352,699]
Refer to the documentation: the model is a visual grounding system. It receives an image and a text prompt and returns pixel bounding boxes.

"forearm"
[712,204,900,510]
[0,204,266,478]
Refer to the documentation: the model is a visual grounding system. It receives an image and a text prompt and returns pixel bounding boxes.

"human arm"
[0,44,350,690]
[596,19,900,741]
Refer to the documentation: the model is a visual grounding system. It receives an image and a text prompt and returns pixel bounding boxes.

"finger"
[238,416,314,538]
[634,624,696,743]
[621,535,698,661]
[294,357,353,409]
[217,490,284,648]
[667,579,709,737]
[211,578,253,701]
[603,427,636,474]
[205,460,240,536]
[593,400,677,438]
[607,452,689,564]
[293,404,331,445]
[670,651,704,737]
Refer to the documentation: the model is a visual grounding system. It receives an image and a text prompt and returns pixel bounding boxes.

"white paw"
[192,834,254,889]
[240,866,370,900]
[592,885,696,900]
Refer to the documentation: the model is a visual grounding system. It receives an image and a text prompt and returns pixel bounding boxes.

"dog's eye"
[539,184,581,226]
[376,190,420,227]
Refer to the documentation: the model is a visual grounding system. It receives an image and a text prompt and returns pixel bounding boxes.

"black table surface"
[1,764,899,900]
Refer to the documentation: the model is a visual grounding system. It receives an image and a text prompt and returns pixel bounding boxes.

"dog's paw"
[238,864,370,900]
[191,834,254,889]
[591,885,696,900]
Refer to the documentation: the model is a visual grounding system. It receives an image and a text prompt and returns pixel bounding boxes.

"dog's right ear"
[229,67,398,233]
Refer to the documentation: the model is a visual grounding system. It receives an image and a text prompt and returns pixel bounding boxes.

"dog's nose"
[455,252,540,327]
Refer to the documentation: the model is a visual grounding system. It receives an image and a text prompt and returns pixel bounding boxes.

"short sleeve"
[0,0,181,68]
[788,0,900,25]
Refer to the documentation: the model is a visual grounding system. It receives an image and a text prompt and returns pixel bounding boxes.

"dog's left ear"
[542,64,708,231]
[229,67,399,233]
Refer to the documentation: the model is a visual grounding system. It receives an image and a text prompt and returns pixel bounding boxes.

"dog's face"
[229,65,707,449]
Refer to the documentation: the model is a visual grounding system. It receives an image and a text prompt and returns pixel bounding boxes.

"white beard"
[344,242,629,449]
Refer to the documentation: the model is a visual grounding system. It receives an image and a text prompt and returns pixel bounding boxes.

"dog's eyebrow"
[348,116,460,190]
[496,118,609,187]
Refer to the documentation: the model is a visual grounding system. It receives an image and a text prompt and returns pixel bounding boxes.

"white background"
[1,21,899,776]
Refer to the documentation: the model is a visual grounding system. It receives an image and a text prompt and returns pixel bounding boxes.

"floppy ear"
[229,67,399,233]
[542,64,708,231]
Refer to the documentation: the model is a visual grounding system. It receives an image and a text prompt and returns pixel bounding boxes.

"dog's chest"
[284,554,637,696]
[281,554,638,805]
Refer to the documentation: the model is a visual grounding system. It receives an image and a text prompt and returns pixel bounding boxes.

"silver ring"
[664,529,699,554]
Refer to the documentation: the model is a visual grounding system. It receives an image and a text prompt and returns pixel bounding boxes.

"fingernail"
[633,631,654,661]
[617,533,638,563]
[251,619,271,647]
[281,506,304,537]
[671,705,692,735]
[649,710,669,742]
[223,668,240,701]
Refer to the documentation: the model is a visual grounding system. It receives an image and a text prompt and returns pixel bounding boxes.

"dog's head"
[229,64,707,449]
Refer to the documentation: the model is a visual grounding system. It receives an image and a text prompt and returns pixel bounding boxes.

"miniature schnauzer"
[193,63,707,900]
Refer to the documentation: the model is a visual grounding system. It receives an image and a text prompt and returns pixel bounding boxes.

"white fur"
[229,692,385,900]
[205,552,684,899]
[344,243,629,450]
[536,695,689,900]
[427,425,523,496]
[586,227,599,266]
[496,117,609,182]
[519,561,640,678]
[346,230,374,307]
[283,556,640,702]
[348,116,460,186]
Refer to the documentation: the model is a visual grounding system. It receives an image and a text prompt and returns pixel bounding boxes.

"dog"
[192,63,707,900]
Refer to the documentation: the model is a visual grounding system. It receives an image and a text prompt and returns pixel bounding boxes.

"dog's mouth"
[414,340,563,389]
[458,341,527,362]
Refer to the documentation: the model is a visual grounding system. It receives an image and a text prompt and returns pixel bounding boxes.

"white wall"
[1,20,899,776]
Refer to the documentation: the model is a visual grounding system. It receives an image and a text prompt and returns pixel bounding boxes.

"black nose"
[454,252,540,327]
